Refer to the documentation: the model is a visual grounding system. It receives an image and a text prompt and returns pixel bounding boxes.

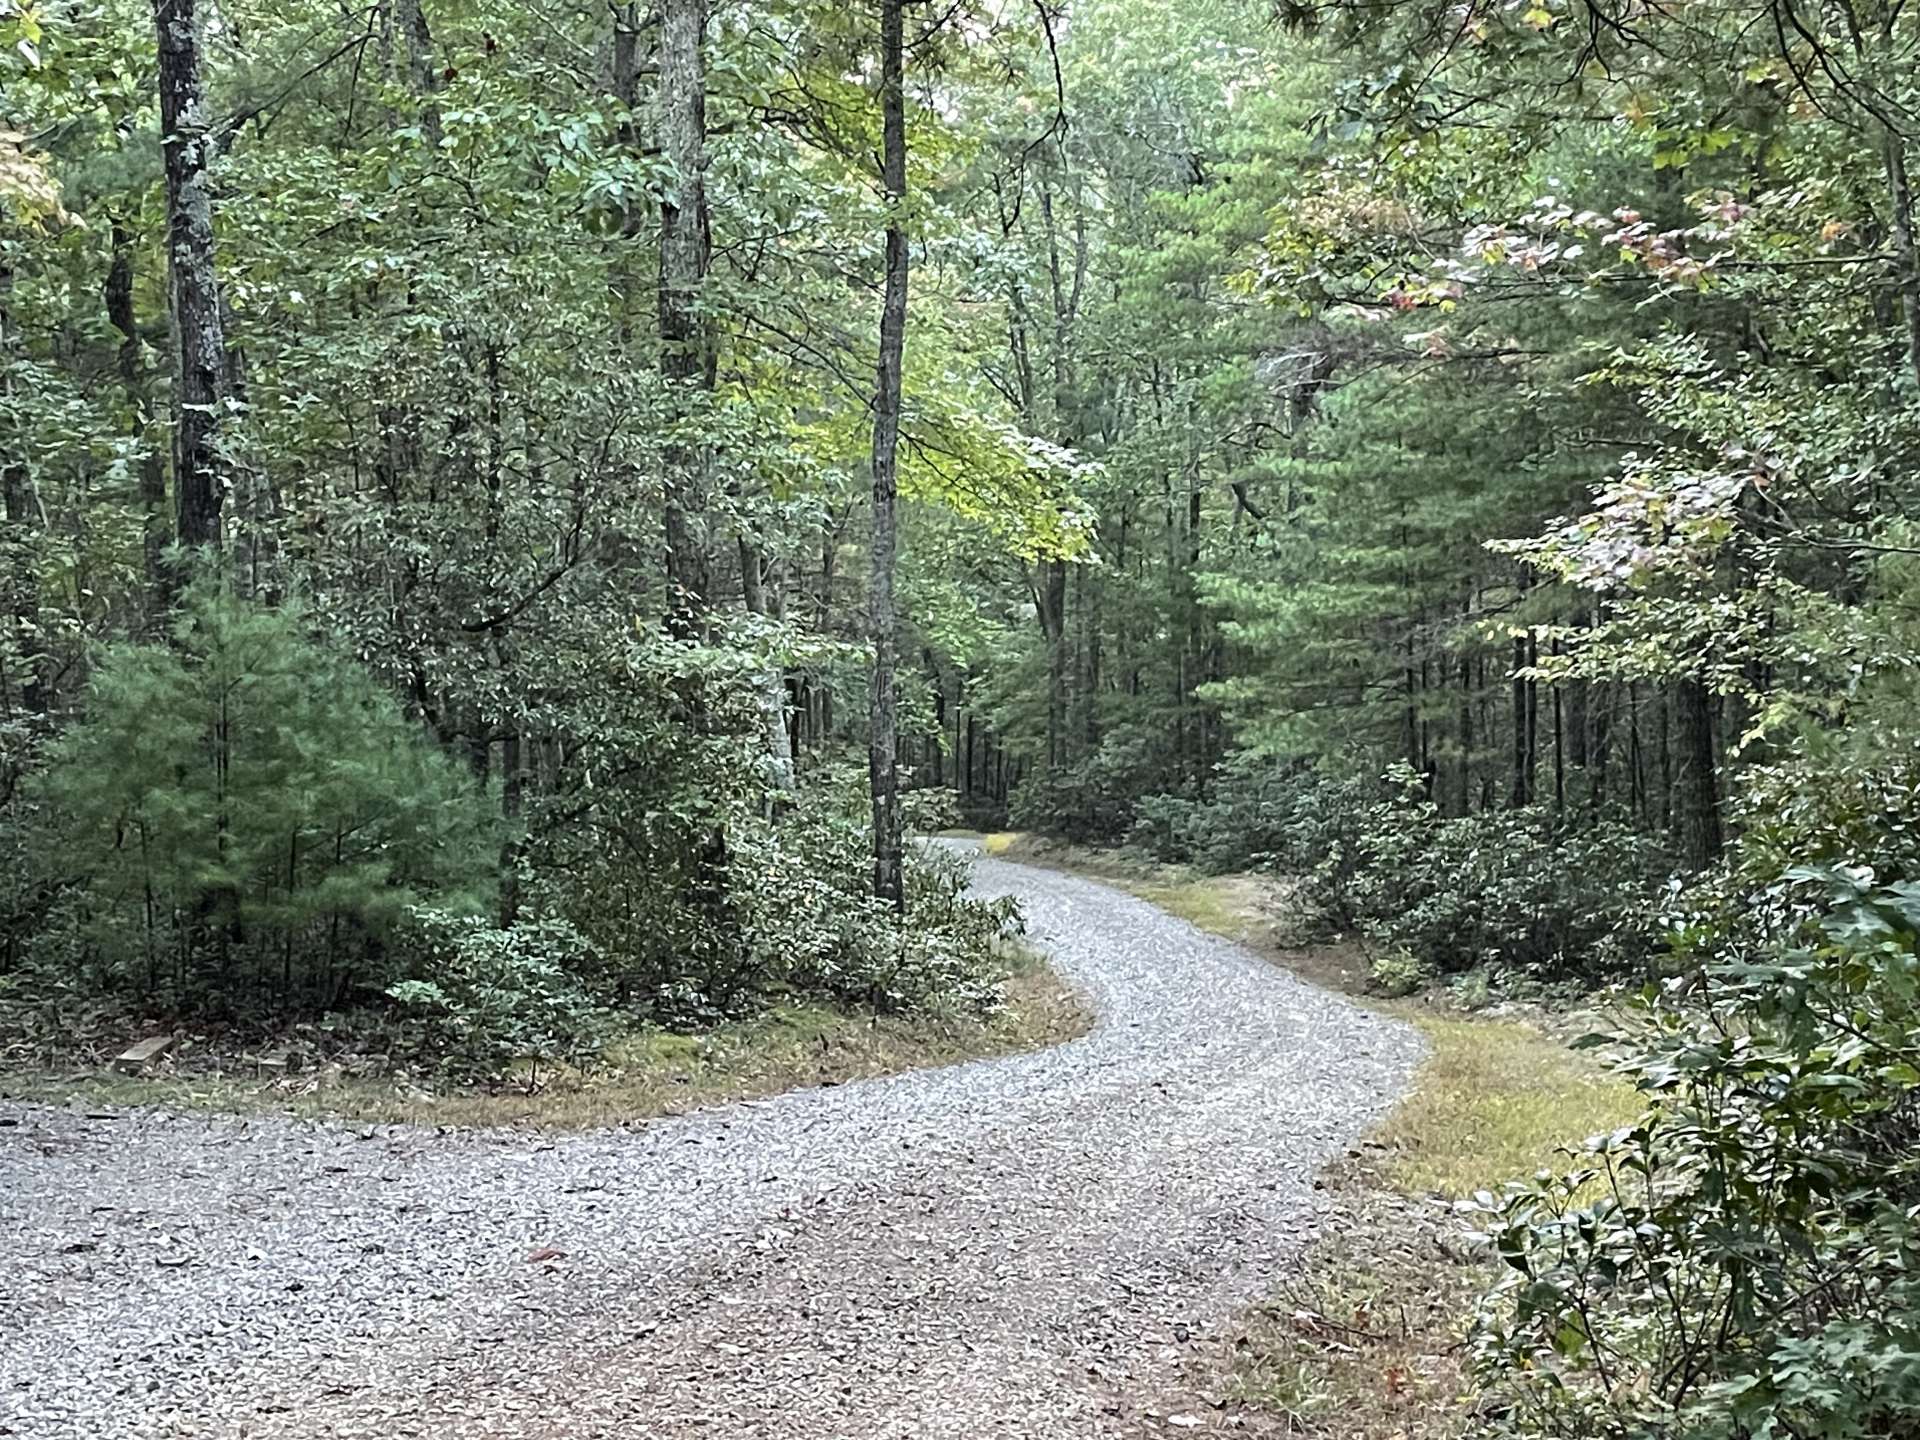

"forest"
[3,0,1920,1433]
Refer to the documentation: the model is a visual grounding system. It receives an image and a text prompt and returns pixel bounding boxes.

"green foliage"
[387,910,609,1079]
[1130,752,1373,878]
[737,773,1021,1019]
[22,585,497,1014]
[1009,733,1178,846]
[1351,795,1667,979]
[1469,865,1920,1440]
[1366,948,1430,997]
[1132,755,1666,979]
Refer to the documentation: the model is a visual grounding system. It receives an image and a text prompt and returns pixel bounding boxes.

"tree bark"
[392,0,442,143]
[1037,558,1068,769]
[740,537,798,795]
[0,264,42,718]
[867,0,908,910]
[1508,573,1533,808]
[155,0,229,573]
[1884,127,1920,390]
[1674,677,1722,868]
[658,0,714,640]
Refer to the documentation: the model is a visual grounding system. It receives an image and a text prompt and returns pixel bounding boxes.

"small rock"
[113,1035,175,1074]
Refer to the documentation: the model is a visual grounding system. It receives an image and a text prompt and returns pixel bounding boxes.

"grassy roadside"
[3,949,1090,1132]
[976,830,1640,1438]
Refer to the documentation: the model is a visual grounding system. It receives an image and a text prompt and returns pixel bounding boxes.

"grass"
[1221,1009,1641,1438]
[1375,1013,1641,1198]
[5,950,1091,1132]
[977,829,1641,1439]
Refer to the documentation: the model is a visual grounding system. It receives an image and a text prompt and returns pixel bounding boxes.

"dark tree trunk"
[1552,644,1565,811]
[867,0,908,910]
[155,0,229,572]
[1038,559,1068,770]
[105,220,170,627]
[392,0,442,143]
[1674,677,1722,867]
[500,730,524,926]
[0,265,42,719]
[1884,128,1920,390]
[741,540,797,795]
[1509,631,1530,808]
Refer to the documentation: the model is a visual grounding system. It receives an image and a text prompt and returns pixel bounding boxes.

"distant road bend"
[1,844,1420,1439]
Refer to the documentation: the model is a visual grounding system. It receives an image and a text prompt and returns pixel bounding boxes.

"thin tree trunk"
[0,264,41,719]
[1509,633,1529,808]
[1037,559,1068,770]
[740,538,797,795]
[105,220,170,627]
[500,730,524,925]
[1884,127,1920,390]
[1456,649,1473,816]
[867,0,908,910]
[392,0,442,143]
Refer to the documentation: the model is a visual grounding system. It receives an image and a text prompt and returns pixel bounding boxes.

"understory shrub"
[386,910,610,1078]
[1367,947,1431,997]
[1352,798,1667,978]
[1469,866,1920,1440]
[1010,730,1177,845]
[374,771,1022,1077]
[1130,752,1374,877]
[1131,756,1664,979]
[739,773,1020,1019]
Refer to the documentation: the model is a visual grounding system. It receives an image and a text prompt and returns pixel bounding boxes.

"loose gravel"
[0,847,1421,1439]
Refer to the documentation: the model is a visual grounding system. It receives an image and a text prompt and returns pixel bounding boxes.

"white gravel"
[0,848,1421,1438]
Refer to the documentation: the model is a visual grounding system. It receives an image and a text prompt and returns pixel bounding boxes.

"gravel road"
[1,848,1421,1439]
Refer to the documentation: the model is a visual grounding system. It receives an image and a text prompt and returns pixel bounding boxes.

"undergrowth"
[7,945,1090,1132]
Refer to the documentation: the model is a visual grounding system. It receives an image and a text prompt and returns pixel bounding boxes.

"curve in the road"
[0,847,1422,1439]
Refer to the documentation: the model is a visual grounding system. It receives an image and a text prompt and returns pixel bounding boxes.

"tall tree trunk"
[155,0,228,574]
[0,264,42,720]
[1037,559,1068,770]
[1508,572,1533,808]
[1034,164,1086,775]
[392,0,442,143]
[105,220,170,627]
[1884,127,1920,390]
[499,729,524,925]
[867,0,908,910]
[659,0,713,640]
[1456,649,1473,816]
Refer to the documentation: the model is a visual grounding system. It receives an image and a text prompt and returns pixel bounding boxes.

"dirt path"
[0,849,1420,1439]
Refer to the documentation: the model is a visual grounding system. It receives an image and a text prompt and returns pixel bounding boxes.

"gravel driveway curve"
[1,847,1421,1439]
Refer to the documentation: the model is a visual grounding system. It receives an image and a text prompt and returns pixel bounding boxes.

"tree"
[152,0,227,579]
[867,0,908,909]
[658,0,713,641]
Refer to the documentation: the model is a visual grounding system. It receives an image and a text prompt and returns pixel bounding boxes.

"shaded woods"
[5,0,1920,1434]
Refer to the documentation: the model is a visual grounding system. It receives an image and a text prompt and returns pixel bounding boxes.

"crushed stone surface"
[0,848,1422,1438]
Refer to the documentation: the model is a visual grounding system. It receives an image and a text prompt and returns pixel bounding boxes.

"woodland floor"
[0,843,1420,1439]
